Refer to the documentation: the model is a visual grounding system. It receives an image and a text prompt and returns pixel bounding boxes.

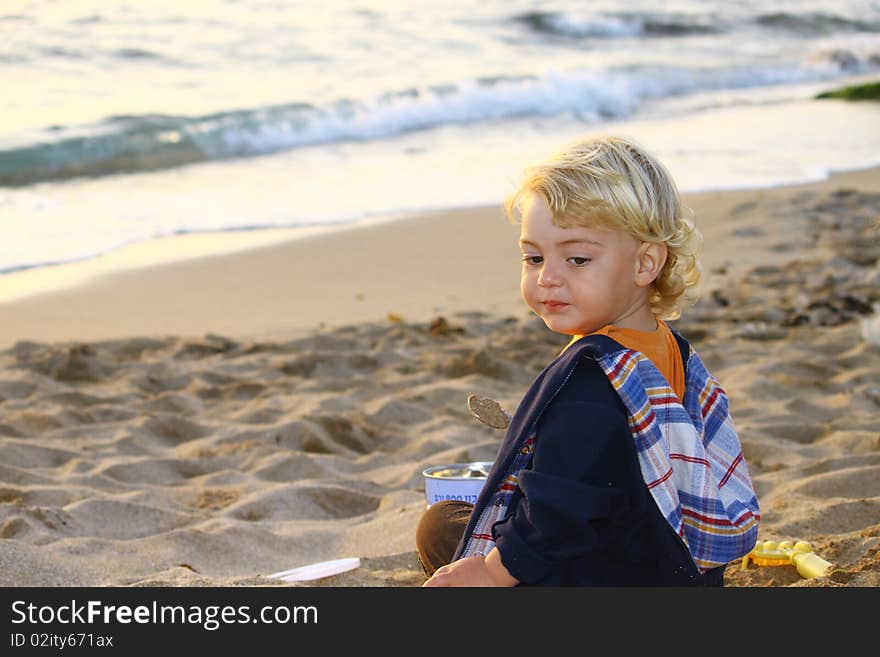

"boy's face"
[518,191,654,336]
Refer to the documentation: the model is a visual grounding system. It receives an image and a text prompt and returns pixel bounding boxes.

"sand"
[1,166,879,587]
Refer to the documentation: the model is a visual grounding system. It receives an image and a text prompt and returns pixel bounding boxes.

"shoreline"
[3,84,880,306]
[5,155,880,296]
[1,163,879,350]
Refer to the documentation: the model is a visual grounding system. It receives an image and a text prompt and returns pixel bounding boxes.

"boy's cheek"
[520,280,538,310]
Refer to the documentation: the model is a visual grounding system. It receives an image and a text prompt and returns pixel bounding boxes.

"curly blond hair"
[504,135,703,320]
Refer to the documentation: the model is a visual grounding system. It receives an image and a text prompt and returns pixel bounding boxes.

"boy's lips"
[541,300,570,312]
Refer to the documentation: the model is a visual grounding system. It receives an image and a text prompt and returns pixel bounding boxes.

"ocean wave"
[40,46,84,60]
[2,60,876,187]
[513,9,880,40]
[811,47,880,71]
[32,45,172,63]
[512,11,718,39]
[756,12,880,34]
[115,47,165,61]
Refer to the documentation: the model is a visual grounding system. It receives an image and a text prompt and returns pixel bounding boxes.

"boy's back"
[451,332,742,585]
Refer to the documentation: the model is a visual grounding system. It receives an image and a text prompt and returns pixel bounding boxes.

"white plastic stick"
[266,557,361,582]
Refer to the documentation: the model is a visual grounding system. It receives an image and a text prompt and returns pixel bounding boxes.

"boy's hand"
[422,549,518,587]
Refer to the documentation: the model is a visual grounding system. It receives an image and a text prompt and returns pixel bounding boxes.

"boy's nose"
[537,264,561,287]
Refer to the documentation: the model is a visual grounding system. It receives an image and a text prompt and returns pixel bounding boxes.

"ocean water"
[2,0,880,276]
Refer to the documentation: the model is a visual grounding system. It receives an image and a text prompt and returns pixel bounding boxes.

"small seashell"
[467,394,511,430]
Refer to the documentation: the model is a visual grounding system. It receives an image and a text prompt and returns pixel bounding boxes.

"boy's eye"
[521,254,543,265]
[568,257,590,266]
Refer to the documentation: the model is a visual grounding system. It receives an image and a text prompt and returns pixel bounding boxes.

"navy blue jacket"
[453,333,725,586]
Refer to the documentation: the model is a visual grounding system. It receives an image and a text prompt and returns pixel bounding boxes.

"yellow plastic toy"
[741,540,834,579]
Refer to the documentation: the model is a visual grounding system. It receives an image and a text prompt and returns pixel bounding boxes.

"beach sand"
[1,167,879,587]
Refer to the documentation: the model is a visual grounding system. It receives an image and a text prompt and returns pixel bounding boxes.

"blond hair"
[505,135,702,320]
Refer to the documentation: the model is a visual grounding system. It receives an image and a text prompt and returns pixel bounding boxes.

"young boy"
[417,135,760,586]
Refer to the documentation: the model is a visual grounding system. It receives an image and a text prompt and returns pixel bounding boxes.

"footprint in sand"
[253,453,328,482]
[141,414,214,444]
[63,498,194,540]
[32,344,118,382]
[228,484,380,522]
[233,407,285,425]
[145,392,204,415]
[364,398,432,428]
[427,347,511,380]
[5,412,64,436]
[174,337,239,359]
[0,380,37,401]
[0,487,24,504]
[800,454,880,477]
[280,352,379,379]
[754,421,828,444]
[133,366,192,394]
[788,464,880,499]
[770,498,880,536]
[0,441,79,469]
[296,414,382,455]
[0,516,29,539]
[99,457,208,486]
[193,488,240,512]
[0,463,55,486]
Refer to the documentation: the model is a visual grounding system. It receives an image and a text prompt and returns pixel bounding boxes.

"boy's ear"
[634,242,667,287]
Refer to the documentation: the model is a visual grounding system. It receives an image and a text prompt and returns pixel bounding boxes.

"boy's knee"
[415,500,474,577]
[416,500,473,546]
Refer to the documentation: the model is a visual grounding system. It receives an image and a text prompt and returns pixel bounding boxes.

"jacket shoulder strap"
[670,328,690,377]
